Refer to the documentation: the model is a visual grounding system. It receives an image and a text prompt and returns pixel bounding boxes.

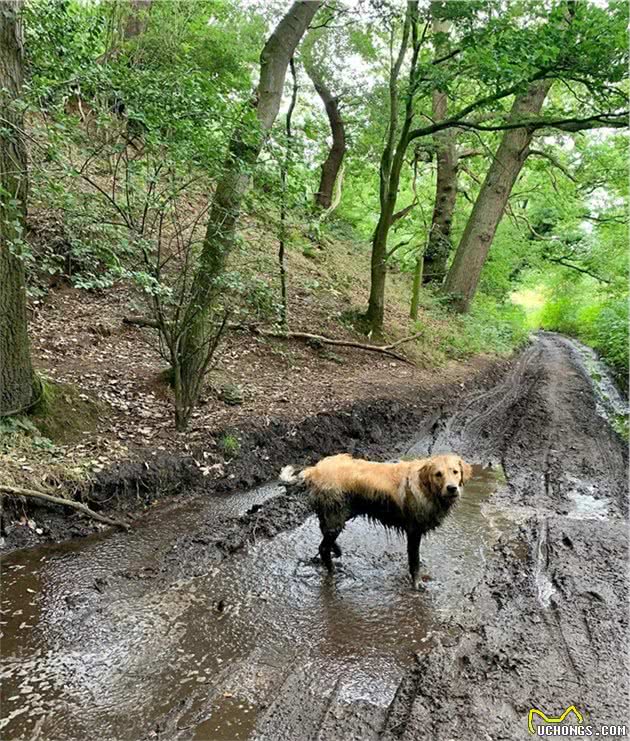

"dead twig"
[0,485,131,531]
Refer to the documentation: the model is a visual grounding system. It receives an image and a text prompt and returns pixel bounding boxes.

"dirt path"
[1,333,627,740]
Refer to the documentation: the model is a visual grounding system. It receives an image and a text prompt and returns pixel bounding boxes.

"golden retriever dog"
[280,453,472,589]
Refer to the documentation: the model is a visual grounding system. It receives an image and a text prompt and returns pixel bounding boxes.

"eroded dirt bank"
[1,333,627,740]
[1,354,504,553]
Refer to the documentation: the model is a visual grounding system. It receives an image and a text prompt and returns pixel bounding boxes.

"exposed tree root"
[0,485,131,530]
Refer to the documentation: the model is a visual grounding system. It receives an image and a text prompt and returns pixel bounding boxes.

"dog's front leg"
[319,530,341,572]
[407,530,422,590]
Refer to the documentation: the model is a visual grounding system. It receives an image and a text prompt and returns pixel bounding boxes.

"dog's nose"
[446,484,458,495]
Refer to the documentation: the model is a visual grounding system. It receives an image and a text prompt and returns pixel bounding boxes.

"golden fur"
[280,452,473,589]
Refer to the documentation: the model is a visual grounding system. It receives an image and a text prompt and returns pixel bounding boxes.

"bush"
[538,283,628,387]
[456,297,530,356]
[591,298,629,384]
[416,293,530,363]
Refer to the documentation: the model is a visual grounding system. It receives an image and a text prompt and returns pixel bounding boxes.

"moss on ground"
[30,379,103,444]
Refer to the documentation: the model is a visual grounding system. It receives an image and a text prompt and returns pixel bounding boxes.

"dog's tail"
[279,464,305,486]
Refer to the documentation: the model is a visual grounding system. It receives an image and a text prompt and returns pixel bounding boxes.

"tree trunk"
[366,203,396,335]
[423,5,457,285]
[176,1,320,427]
[306,64,346,210]
[443,79,552,312]
[409,253,423,320]
[365,2,418,337]
[124,0,152,40]
[0,0,35,417]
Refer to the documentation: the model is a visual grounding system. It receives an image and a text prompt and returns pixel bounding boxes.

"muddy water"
[555,333,628,424]
[1,467,504,741]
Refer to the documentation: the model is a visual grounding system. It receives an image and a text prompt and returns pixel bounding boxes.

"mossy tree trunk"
[306,63,346,210]
[174,0,321,429]
[0,0,35,417]
[365,1,419,337]
[123,0,152,40]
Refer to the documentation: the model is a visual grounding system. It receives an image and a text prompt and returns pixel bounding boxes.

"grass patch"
[218,433,240,457]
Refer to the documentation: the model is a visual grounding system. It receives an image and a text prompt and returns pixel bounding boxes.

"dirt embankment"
[1,353,508,553]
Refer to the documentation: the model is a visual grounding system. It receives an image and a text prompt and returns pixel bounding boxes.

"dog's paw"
[411,574,430,591]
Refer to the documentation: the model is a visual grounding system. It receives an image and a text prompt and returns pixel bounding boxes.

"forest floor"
[2,332,627,740]
[1,213,508,551]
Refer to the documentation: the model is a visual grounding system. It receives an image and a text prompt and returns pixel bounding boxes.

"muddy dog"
[280,453,472,589]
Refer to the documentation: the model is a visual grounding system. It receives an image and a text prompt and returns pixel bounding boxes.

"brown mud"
[1,333,628,740]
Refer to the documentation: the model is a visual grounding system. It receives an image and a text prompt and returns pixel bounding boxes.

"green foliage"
[442,298,529,357]
[218,433,240,456]
[411,292,530,365]
[539,286,629,387]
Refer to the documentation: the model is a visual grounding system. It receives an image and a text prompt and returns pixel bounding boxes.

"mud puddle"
[1,467,504,740]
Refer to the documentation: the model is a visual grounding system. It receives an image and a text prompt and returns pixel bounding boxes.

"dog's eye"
[452,469,458,474]
[436,471,443,477]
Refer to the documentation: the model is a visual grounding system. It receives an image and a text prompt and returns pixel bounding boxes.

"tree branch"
[529,148,577,181]
[0,485,131,530]
[408,97,628,140]
[546,257,611,283]
[460,111,629,134]
[234,326,418,364]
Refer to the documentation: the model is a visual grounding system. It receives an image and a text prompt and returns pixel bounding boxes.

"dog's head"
[418,454,472,506]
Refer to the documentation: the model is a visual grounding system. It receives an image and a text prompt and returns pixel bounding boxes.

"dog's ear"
[417,461,433,493]
[460,459,473,484]
[405,461,430,501]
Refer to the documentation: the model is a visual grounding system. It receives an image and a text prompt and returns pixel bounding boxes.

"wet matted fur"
[280,453,472,589]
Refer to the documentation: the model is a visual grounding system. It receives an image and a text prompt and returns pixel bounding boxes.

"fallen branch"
[0,485,131,531]
[123,315,160,329]
[384,331,424,350]
[241,326,418,364]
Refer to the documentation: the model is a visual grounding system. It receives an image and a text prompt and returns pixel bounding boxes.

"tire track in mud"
[383,333,628,740]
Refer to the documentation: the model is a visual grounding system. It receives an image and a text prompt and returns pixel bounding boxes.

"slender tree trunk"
[365,2,418,337]
[306,64,346,210]
[366,202,397,334]
[409,253,423,320]
[0,0,35,417]
[175,1,320,428]
[423,4,457,285]
[278,59,298,329]
[443,79,552,312]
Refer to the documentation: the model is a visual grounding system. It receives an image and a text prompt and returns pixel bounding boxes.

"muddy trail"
[1,333,627,740]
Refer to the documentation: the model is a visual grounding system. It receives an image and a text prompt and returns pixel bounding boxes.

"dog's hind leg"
[319,529,342,572]
[407,529,422,590]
